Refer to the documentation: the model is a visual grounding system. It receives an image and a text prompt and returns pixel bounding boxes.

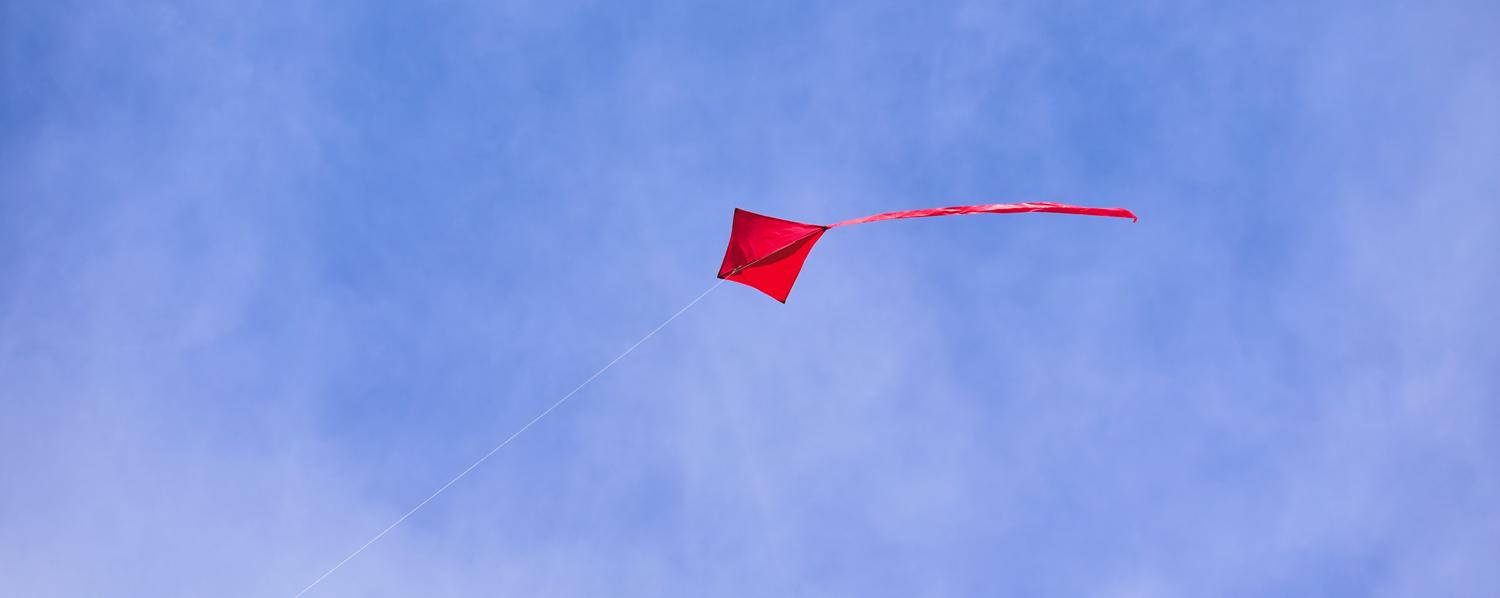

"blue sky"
[3,1,1498,596]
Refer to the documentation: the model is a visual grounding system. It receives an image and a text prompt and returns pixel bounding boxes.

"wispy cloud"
[2,1,1496,596]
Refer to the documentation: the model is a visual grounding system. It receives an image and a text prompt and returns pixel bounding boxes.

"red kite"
[717,202,1137,302]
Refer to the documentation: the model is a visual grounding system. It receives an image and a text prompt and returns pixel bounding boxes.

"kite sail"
[717,201,1137,302]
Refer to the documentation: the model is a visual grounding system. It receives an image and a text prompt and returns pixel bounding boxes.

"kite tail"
[827,201,1138,228]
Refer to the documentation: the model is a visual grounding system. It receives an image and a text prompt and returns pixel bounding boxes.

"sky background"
[3,1,1498,596]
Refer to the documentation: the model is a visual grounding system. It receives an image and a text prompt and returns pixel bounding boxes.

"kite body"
[717,201,1137,302]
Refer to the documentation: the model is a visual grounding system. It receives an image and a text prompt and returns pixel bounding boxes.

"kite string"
[293,278,726,597]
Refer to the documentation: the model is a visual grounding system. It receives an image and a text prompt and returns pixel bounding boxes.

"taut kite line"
[294,199,1134,596]
[718,201,1138,302]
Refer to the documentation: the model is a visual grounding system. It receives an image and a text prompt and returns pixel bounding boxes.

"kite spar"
[717,201,1138,302]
